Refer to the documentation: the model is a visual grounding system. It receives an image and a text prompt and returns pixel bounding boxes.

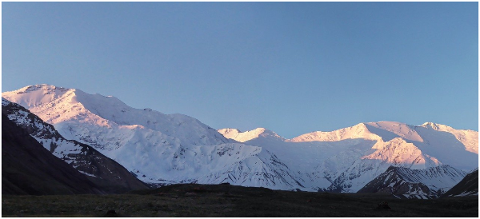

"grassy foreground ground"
[2,183,478,217]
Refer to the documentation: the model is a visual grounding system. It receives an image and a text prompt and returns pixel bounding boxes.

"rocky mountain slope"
[442,169,478,197]
[2,113,103,195]
[3,84,477,195]
[357,165,466,199]
[2,99,149,193]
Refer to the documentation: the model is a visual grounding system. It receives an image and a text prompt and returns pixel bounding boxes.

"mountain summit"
[218,128,284,142]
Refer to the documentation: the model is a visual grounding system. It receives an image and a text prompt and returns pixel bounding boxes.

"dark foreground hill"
[2,99,149,194]
[2,114,103,195]
[443,169,478,198]
[3,183,478,217]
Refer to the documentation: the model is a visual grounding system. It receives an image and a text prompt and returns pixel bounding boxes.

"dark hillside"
[2,114,103,195]
[2,100,149,193]
[357,166,433,198]
[442,170,478,197]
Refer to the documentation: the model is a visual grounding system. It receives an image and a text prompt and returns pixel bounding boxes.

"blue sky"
[2,2,478,138]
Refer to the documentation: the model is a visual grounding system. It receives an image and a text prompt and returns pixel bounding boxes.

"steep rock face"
[2,114,103,195]
[442,169,478,197]
[2,99,149,193]
[358,165,466,199]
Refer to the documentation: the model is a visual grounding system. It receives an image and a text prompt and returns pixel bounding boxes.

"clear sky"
[2,2,478,138]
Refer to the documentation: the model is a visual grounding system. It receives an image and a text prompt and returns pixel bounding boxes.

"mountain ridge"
[221,121,477,143]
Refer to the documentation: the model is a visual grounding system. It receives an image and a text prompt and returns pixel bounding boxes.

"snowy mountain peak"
[289,122,381,142]
[218,127,284,142]
[421,122,451,131]
[365,137,441,169]
[18,84,64,93]
[217,128,242,139]
[16,84,72,96]
[364,121,424,142]
[3,84,76,109]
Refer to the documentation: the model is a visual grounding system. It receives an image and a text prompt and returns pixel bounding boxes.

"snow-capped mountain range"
[218,122,477,193]
[3,84,478,195]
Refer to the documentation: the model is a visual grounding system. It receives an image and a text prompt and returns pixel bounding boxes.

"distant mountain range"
[2,84,478,198]
[218,122,477,194]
